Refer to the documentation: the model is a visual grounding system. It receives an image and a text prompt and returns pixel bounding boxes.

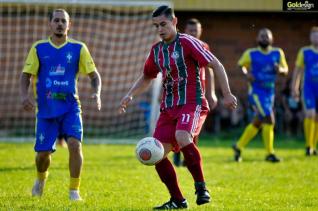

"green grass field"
[0,137,317,210]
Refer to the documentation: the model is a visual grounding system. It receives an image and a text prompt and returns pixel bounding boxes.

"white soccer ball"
[135,137,164,165]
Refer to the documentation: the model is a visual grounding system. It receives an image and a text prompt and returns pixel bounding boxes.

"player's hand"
[91,93,101,111]
[207,93,218,110]
[119,94,133,114]
[21,96,34,111]
[223,93,237,110]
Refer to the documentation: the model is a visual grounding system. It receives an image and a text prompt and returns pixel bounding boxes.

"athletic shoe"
[232,144,242,162]
[32,179,45,197]
[265,154,281,163]
[306,147,313,156]
[195,182,211,205]
[313,149,317,156]
[153,198,188,210]
[69,190,83,201]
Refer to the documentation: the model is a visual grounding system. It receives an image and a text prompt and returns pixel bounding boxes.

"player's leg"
[313,114,318,155]
[262,113,280,162]
[233,93,262,161]
[56,134,67,148]
[303,83,316,155]
[32,117,59,197]
[62,111,83,200]
[257,94,280,162]
[153,111,188,209]
[175,105,210,206]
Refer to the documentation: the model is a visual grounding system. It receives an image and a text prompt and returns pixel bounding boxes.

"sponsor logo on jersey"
[53,80,69,86]
[49,64,65,76]
[46,91,67,100]
[46,78,52,88]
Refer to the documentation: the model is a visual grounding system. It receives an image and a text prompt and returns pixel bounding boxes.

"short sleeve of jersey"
[295,48,304,68]
[238,50,251,69]
[183,36,214,68]
[79,44,96,75]
[278,48,288,69]
[23,44,39,75]
[143,48,159,79]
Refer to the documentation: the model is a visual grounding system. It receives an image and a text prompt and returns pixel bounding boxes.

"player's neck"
[51,35,68,46]
[258,45,272,52]
[163,32,177,44]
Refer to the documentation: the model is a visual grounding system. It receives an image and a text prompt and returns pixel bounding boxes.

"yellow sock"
[262,124,274,154]
[70,177,81,190]
[37,171,48,181]
[304,118,315,148]
[313,121,318,150]
[236,124,259,150]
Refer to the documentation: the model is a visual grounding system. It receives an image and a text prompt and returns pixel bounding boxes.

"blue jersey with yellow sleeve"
[238,47,288,93]
[295,46,318,83]
[23,38,96,118]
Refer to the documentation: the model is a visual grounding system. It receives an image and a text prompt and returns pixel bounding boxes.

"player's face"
[184,23,202,39]
[49,11,70,38]
[310,31,318,46]
[257,29,273,48]
[152,15,177,42]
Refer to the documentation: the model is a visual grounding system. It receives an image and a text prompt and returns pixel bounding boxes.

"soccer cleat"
[265,154,281,163]
[313,149,317,156]
[69,190,83,201]
[306,147,313,156]
[153,198,188,210]
[195,182,211,205]
[232,144,242,162]
[32,179,45,197]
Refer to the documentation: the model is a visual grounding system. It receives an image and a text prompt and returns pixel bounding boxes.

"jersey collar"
[257,46,273,55]
[310,45,318,53]
[48,37,69,49]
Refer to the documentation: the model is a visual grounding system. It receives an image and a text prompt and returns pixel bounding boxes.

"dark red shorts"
[153,104,208,152]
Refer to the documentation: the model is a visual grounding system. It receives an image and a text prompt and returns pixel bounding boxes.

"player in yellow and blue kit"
[292,26,318,156]
[20,9,102,200]
[232,28,288,162]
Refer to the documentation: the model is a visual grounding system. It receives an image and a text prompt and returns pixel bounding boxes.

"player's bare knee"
[175,130,192,148]
[67,138,82,153]
[36,151,51,160]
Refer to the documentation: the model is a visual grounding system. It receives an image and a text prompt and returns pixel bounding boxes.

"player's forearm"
[20,73,31,99]
[291,67,302,93]
[204,67,216,98]
[89,71,102,95]
[208,59,232,96]
[126,75,152,98]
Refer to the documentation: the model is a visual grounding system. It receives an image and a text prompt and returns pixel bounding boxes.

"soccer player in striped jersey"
[119,5,236,209]
[20,9,102,200]
[232,28,288,163]
[173,18,217,167]
[292,26,318,156]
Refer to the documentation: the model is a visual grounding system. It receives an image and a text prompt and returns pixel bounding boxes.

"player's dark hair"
[49,9,70,21]
[186,18,201,26]
[152,5,175,20]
